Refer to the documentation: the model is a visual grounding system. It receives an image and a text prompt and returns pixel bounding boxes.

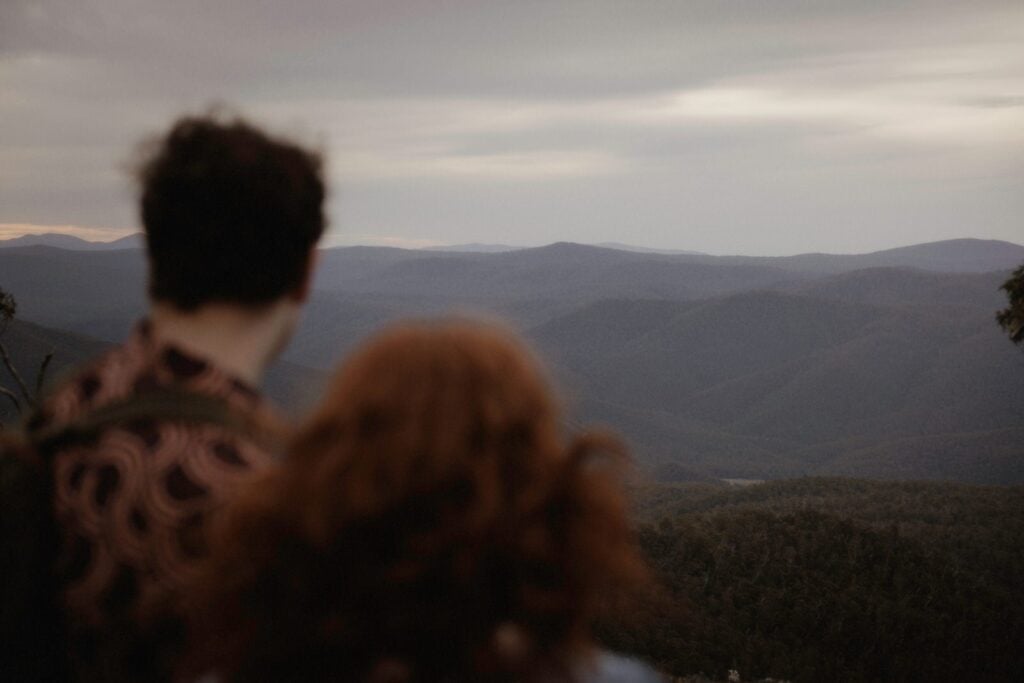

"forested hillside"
[601,478,1024,682]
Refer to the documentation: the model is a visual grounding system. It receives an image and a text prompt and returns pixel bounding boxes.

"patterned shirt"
[30,320,282,679]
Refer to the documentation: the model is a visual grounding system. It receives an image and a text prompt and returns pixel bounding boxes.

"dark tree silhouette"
[0,287,21,413]
[0,287,53,416]
[996,264,1024,345]
[0,287,14,329]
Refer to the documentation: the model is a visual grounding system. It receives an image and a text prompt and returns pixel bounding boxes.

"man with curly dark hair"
[27,111,327,681]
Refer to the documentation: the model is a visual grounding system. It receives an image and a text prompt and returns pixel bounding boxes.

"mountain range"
[0,232,143,250]
[2,237,1022,483]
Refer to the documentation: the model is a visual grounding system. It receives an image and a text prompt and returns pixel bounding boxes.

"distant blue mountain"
[2,236,1022,483]
[0,232,143,250]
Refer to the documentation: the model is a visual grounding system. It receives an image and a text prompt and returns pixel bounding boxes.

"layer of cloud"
[1,0,1022,254]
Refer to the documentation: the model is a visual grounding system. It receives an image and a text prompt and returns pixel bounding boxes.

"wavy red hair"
[185,321,646,681]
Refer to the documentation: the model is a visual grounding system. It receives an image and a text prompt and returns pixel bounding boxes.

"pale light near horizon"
[0,223,134,242]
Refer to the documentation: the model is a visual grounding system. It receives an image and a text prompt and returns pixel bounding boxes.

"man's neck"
[148,300,299,386]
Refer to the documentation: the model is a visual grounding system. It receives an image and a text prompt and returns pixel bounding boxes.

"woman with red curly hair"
[185,321,659,682]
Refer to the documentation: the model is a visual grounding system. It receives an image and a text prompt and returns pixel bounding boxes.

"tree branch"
[0,341,35,408]
[0,385,21,415]
[36,351,54,397]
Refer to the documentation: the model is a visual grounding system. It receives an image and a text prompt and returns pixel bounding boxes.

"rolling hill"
[530,278,1024,482]
[2,237,1022,482]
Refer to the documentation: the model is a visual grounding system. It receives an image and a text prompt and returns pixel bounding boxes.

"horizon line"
[1,224,1021,259]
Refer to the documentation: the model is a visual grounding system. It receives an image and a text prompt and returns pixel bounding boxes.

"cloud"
[1,0,1022,253]
[639,84,1024,147]
[336,149,624,181]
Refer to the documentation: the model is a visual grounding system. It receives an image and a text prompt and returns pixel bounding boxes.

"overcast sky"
[1,0,1022,254]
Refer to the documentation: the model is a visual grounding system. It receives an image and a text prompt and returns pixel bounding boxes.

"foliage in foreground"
[0,286,52,417]
[599,478,1024,683]
[996,263,1024,345]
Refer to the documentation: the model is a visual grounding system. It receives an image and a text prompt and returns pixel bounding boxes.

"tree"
[996,264,1024,346]
[0,287,14,330]
[0,286,53,417]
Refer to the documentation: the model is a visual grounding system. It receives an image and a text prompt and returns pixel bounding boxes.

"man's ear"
[291,249,319,303]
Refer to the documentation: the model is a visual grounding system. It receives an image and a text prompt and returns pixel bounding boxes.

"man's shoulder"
[32,331,283,469]
[33,340,137,431]
[35,323,279,433]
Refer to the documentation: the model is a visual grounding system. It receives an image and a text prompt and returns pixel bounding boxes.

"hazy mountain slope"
[531,292,885,415]
[312,246,445,289]
[529,275,1024,482]
[327,243,805,302]
[3,239,1017,345]
[285,293,421,370]
[285,291,604,370]
[570,393,804,480]
[0,246,147,340]
[699,238,1024,274]
[0,243,803,347]
[289,246,810,367]
[2,240,1021,482]
[779,266,1007,308]
[721,307,981,440]
[840,238,1024,272]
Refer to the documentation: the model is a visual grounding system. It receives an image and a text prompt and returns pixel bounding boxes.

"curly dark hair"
[136,111,326,310]
[184,321,648,682]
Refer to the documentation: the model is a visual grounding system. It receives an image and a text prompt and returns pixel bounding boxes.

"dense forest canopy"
[599,479,1024,682]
